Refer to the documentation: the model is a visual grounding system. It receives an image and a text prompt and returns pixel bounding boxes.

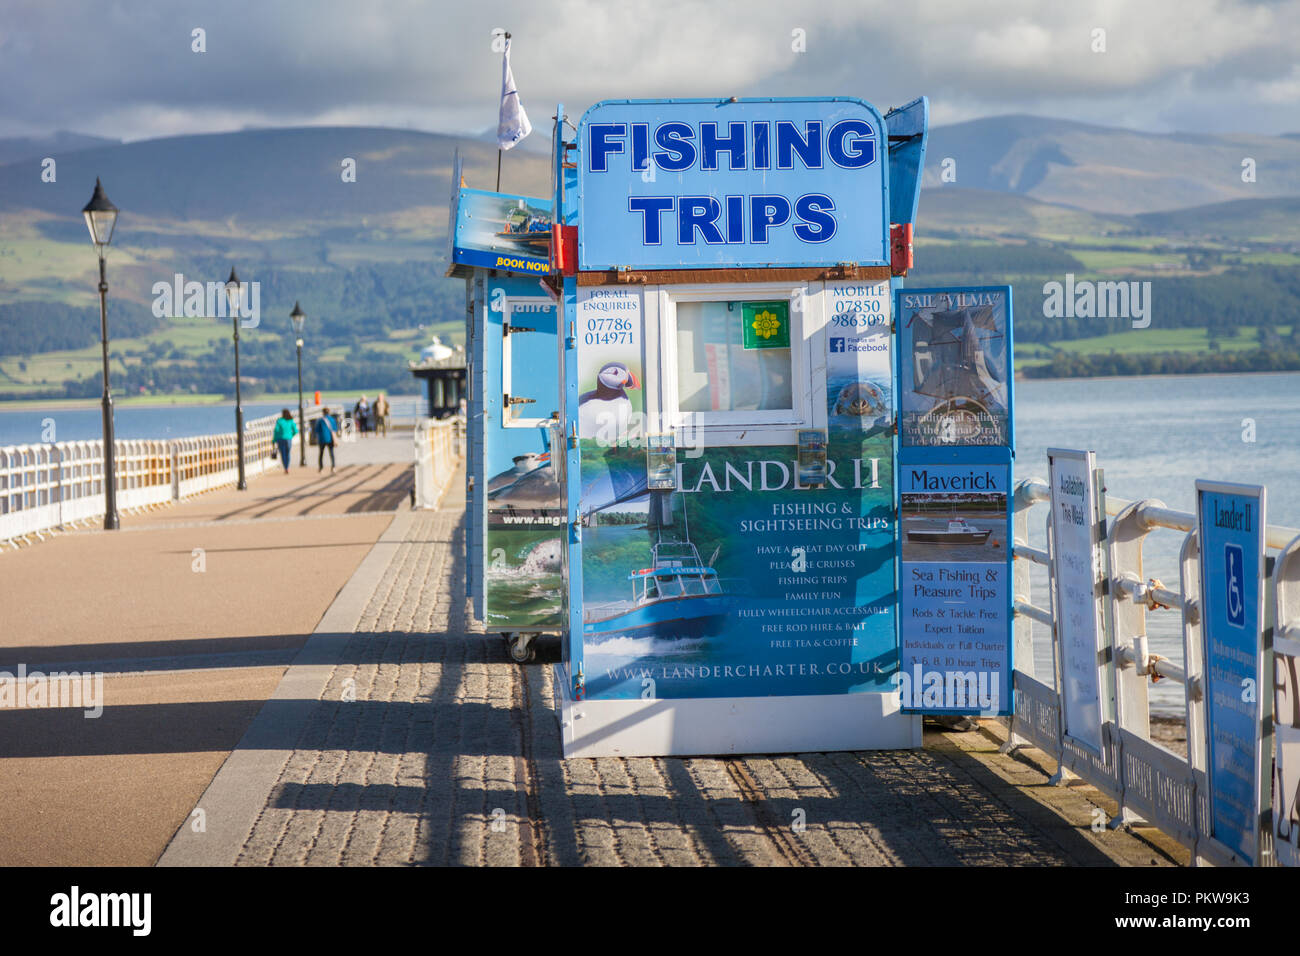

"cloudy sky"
[2,0,1298,142]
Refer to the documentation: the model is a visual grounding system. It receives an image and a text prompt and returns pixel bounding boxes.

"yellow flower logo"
[751,309,781,339]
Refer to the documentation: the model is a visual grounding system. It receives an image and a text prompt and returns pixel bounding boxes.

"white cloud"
[0,0,1297,140]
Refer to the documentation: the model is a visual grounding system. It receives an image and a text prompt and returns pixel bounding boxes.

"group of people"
[269,395,392,474]
[352,394,390,437]
[270,407,342,473]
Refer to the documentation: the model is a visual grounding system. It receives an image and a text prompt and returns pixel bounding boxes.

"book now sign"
[576,98,890,271]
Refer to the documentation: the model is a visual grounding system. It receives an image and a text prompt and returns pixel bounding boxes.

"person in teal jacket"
[313,408,338,472]
[272,409,298,473]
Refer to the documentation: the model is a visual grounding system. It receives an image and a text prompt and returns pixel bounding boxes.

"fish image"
[832,381,890,427]
[578,361,640,439]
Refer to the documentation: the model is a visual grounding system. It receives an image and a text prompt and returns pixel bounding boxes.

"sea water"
[1015,371,1300,715]
[0,397,425,446]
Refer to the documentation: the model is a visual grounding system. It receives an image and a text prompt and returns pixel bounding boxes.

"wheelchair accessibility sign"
[1225,542,1245,627]
[1195,480,1267,864]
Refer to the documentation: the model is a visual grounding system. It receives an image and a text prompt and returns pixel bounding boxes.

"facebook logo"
[1224,543,1245,627]
[830,337,846,353]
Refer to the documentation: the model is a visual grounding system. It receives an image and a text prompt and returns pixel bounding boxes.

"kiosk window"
[675,301,793,413]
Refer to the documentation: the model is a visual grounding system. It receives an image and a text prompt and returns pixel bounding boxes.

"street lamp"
[82,178,120,530]
[226,266,247,490]
[290,301,307,467]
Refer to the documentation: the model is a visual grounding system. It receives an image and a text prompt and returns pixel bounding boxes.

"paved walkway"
[160,479,1189,868]
[0,435,416,866]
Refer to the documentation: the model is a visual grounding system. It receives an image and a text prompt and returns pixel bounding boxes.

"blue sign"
[1196,480,1267,863]
[897,462,1013,716]
[576,98,889,271]
[451,188,551,275]
[894,285,1015,717]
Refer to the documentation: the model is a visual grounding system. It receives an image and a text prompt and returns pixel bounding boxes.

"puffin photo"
[579,361,640,439]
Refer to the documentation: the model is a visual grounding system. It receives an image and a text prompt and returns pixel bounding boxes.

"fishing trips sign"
[577,98,889,271]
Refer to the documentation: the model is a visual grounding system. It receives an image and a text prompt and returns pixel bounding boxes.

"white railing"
[1001,463,1299,866]
[387,397,427,429]
[0,408,320,544]
[412,416,464,509]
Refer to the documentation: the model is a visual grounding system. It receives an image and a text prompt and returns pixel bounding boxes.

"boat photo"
[905,517,992,545]
[495,200,552,251]
[582,537,733,642]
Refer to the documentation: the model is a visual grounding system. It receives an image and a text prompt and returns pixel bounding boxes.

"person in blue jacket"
[272,409,298,473]
[314,407,338,473]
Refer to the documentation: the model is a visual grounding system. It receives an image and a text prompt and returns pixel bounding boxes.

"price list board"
[1047,449,1108,755]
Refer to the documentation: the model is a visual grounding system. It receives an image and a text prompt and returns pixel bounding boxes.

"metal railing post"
[1106,501,1157,829]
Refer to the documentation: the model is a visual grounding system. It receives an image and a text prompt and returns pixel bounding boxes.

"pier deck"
[163,474,1186,868]
[0,437,413,866]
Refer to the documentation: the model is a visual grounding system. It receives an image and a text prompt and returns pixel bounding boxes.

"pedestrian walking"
[272,409,297,473]
[354,395,370,437]
[314,407,338,472]
[375,393,390,436]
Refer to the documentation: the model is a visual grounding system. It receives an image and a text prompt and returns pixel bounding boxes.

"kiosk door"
[502,296,559,426]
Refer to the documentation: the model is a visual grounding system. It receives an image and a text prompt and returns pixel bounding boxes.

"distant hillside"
[921,114,1300,215]
[1136,196,1300,242]
[0,126,551,400]
[918,187,1300,245]
[917,187,1129,238]
[0,131,121,166]
[0,126,549,228]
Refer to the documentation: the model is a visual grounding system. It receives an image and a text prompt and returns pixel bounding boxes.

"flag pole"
[496,31,511,192]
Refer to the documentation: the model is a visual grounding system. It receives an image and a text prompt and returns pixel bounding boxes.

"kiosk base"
[552,663,922,758]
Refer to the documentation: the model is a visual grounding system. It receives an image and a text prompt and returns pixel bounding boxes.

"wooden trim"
[574,265,890,286]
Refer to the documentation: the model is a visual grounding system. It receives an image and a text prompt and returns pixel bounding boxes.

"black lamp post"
[82,178,120,530]
[226,267,247,490]
[290,301,307,467]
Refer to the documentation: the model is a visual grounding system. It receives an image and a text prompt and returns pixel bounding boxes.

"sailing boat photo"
[900,293,1010,446]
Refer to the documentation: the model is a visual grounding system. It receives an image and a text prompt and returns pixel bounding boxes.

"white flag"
[497,38,532,151]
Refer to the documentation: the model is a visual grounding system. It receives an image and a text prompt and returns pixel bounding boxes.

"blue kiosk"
[448,156,565,662]
[547,96,967,757]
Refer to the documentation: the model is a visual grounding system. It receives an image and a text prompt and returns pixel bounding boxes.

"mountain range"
[0,113,1297,396]
[921,114,1300,215]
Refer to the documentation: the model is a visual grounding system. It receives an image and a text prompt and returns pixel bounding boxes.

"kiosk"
[550,96,935,757]
[448,158,565,662]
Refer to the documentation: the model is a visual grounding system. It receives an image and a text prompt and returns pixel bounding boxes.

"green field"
[0,312,459,392]
[1068,249,1191,273]
[1013,325,1293,370]
[0,316,231,390]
